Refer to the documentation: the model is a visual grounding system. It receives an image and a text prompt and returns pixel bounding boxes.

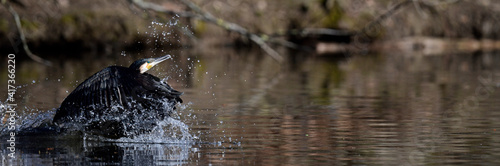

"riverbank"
[1,0,499,55]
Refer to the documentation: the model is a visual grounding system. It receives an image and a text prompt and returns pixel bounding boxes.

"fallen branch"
[128,0,284,63]
[3,1,52,66]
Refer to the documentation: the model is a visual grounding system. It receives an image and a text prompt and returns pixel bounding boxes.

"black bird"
[53,55,183,138]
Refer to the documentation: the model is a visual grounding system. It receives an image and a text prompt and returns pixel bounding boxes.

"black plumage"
[53,55,182,138]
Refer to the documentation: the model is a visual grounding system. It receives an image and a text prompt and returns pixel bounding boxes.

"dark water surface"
[2,49,500,165]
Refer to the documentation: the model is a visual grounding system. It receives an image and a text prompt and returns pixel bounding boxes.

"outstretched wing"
[53,66,184,123]
[53,66,142,122]
[67,67,136,107]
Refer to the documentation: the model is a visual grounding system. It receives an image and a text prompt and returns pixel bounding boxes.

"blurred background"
[1,0,499,55]
[2,0,500,165]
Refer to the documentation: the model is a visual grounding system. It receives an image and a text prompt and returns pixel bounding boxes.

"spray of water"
[1,101,195,144]
[1,16,198,144]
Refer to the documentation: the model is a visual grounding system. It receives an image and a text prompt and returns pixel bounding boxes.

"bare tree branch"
[357,0,413,37]
[128,0,197,18]
[270,28,352,38]
[3,1,52,66]
[267,38,313,51]
[128,0,284,63]
[356,0,461,38]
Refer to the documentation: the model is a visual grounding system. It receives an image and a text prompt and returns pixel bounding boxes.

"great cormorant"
[53,55,183,138]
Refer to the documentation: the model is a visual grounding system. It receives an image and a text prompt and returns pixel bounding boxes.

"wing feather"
[53,66,183,123]
[53,66,141,122]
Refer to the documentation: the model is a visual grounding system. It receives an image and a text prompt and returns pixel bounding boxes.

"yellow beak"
[147,63,153,70]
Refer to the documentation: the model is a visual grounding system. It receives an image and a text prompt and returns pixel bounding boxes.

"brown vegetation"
[1,0,499,55]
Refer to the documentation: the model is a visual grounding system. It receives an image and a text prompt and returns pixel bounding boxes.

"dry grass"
[0,0,499,52]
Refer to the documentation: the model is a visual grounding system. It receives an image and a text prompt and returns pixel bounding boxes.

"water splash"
[112,117,194,144]
[144,17,182,51]
[1,100,195,144]
[0,102,55,135]
[1,17,194,143]
[0,101,16,134]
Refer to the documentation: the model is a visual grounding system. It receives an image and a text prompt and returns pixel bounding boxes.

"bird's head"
[129,55,172,74]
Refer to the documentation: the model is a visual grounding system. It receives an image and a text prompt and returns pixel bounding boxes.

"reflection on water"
[1,134,193,165]
[1,49,500,165]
